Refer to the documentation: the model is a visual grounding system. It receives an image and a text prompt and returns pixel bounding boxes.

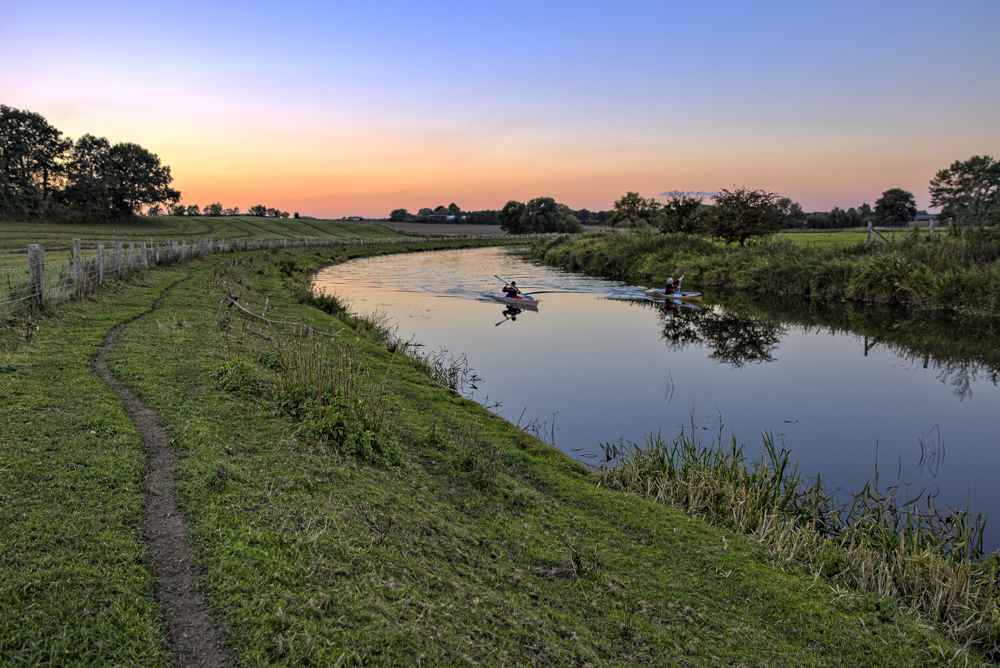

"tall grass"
[215,315,401,466]
[535,226,1000,314]
[598,429,1000,655]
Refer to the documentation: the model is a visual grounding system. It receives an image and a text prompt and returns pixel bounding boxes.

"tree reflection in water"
[631,300,787,368]
[629,291,1000,399]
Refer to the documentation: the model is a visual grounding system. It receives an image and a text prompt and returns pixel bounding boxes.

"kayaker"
[664,277,677,295]
[504,281,521,299]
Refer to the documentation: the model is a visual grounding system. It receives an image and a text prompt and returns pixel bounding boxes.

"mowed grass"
[777,228,935,247]
[0,216,414,269]
[0,242,981,666]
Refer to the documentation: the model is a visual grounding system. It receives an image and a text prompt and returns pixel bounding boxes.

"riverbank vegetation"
[599,430,1000,657]
[1,239,985,665]
[533,224,1000,314]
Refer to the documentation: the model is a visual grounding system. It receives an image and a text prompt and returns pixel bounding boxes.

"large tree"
[0,104,70,215]
[701,186,781,246]
[929,155,1000,227]
[498,200,527,233]
[874,188,917,226]
[659,192,703,234]
[609,191,660,228]
[389,208,409,222]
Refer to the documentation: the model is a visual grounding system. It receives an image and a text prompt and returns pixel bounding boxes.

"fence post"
[154,243,160,264]
[173,241,178,260]
[28,244,45,304]
[114,241,122,275]
[867,221,872,247]
[97,242,105,284]
[128,242,135,269]
[141,242,148,268]
[73,239,82,294]
[929,220,934,242]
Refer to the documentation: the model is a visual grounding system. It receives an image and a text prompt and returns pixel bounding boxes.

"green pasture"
[776,228,936,247]
[0,216,409,268]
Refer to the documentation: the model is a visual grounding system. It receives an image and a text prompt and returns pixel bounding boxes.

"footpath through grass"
[0,240,984,666]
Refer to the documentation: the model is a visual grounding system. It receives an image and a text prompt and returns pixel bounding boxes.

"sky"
[2,0,999,218]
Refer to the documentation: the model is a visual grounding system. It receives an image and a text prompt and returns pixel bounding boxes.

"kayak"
[493,293,539,309]
[645,288,702,303]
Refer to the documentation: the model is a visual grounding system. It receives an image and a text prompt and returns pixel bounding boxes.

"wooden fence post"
[73,239,82,294]
[28,244,44,304]
[97,242,105,284]
[128,242,134,269]
[114,241,122,275]
[141,242,148,268]
[154,242,160,264]
[929,220,935,242]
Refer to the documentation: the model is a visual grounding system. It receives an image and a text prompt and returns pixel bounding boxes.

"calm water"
[315,246,1000,550]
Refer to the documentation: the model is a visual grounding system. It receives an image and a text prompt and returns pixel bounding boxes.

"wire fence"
[1,233,537,320]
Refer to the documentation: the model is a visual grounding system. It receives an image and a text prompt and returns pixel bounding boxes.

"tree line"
[599,156,999,246]
[389,201,612,230]
[0,104,180,221]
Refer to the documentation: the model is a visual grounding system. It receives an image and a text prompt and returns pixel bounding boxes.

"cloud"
[658,190,719,198]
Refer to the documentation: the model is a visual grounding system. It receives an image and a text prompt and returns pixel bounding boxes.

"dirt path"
[93,279,231,668]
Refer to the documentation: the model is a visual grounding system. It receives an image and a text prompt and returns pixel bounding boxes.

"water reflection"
[710,292,1000,400]
[630,300,787,368]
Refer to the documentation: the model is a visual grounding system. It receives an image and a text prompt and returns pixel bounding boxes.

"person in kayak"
[504,281,521,299]
[664,277,677,295]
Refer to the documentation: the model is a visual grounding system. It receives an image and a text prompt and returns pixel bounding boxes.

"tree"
[776,197,806,228]
[99,142,180,218]
[448,202,461,216]
[249,204,267,217]
[187,204,201,216]
[146,204,163,216]
[609,191,660,228]
[929,155,1000,227]
[557,203,582,233]
[389,208,409,222]
[294,212,300,219]
[170,203,187,216]
[701,186,781,246]
[521,197,566,233]
[0,104,71,215]
[61,133,112,219]
[874,188,917,226]
[204,202,223,216]
[659,192,703,233]
[498,200,527,233]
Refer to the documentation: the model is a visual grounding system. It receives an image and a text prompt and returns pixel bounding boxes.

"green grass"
[0,241,986,666]
[536,227,1000,315]
[777,229,918,247]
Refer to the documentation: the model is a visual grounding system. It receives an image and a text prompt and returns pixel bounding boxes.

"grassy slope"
[0,242,976,666]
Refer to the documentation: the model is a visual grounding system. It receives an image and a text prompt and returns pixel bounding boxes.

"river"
[314,245,1000,551]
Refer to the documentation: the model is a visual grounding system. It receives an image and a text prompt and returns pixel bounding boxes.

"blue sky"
[3,0,998,216]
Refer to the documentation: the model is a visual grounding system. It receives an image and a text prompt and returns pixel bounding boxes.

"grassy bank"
[534,227,1000,314]
[0,240,987,665]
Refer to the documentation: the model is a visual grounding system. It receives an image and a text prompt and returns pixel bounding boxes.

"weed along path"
[93,276,231,668]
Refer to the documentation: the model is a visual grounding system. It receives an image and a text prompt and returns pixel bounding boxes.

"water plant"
[597,428,1000,655]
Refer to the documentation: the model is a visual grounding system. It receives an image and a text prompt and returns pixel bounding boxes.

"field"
[777,228,933,247]
[1,239,981,666]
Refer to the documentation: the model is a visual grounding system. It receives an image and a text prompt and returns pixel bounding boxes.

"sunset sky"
[3,0,999,218]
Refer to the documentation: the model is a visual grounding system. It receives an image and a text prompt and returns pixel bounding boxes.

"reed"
[598,429,1000,655]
